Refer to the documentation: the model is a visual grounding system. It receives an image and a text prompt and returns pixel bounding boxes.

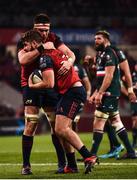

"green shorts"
[97,96,119,113]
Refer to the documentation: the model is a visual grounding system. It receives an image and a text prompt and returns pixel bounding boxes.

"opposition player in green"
[88,30,137,170]
[83,30,136,159]
[98,31,136,158]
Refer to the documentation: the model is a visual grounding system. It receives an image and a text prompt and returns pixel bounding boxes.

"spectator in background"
[0,103,15,117]
[0,45,20,91]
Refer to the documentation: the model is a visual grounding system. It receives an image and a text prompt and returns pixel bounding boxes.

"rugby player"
[18,13,76,175]
[23,29,97,174]
[88,30,137,170]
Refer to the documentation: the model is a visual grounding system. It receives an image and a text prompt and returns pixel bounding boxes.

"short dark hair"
[22,29,43,43]
[96,30,110,40]
[34,13,50,24]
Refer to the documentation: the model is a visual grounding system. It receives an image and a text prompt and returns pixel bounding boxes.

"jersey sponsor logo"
[106,54,112,63]
[25,99,32,105]
[39,57,47,69]
[119,50,126,59]
[108,104,114,109]
[100,52,105,58]
[97,57,102,65]
[39,56,53,69]
[106,55,111,60]
[40,57,47,66]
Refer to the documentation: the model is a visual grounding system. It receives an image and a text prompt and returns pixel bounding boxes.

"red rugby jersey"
[17,32,63,87]
[41,49,80,94]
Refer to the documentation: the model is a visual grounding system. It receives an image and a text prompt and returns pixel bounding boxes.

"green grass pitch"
[0,133,137,179]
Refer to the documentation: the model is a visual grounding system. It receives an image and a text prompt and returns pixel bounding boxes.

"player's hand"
[43,42,55,49]
[58,60,73,75]
[88,95,95,104]
[128,92,137,102]
[94,92,103,107]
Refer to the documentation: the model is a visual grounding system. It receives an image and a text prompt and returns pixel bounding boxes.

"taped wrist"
[128,87,133,94]
[68,57,74,65]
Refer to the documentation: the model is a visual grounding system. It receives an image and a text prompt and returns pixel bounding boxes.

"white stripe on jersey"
[97,70,105,76]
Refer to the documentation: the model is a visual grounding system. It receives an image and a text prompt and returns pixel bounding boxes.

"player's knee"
[55,125,66,137]
[25,113,39,123]
[24,114,39,136]
[55,126,62,136]
[94,110,109,121]
[112,120,124,132]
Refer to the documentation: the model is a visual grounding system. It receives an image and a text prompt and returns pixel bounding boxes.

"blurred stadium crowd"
[0,0,137,28]
[0,0,137,135]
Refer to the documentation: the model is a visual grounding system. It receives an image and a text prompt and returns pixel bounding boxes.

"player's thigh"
[56,86,86,120]
[94,110,109,130]
[22,86,41,109]
[40,88,59,123]
[97,96,119,113]
[55,114,72,131]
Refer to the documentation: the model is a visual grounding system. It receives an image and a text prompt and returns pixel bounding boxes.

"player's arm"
[29,69,54,89]
[120,60,132,88]
[88,89,98,104]
[18,39,45,66]
[29,55,55,89]
[120,80,128,96]
[57,44,75,75]
[18,48,41,65]
[116,49,136,102]
[95,66,115,106]
[82,77,91,99]
[80,67,91,99]
[98,65,115,93]
[120,60,136,102]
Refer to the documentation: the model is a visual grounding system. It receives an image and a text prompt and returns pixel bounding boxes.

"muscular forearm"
[121,86,128,96]
[83,77,91,97]
[58,44,75,64]
[98,74,113,93]
[29,80,54,89]
[120,60,132,88]
[18,49,40,65]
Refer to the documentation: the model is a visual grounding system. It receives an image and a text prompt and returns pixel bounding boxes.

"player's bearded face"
[95,43,105,51]
[94,35,105,51]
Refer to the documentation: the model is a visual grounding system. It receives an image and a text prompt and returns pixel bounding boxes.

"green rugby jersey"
[96,46,121,97]
[110,45,126,64]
